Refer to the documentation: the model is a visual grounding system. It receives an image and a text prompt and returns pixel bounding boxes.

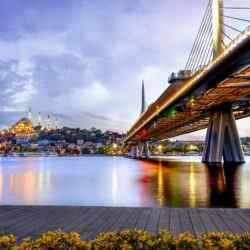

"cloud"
[0,60,35,112]
[47,81,110,113]
[10,78,36,105]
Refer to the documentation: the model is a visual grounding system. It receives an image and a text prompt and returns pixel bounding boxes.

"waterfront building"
[77,139,84,145]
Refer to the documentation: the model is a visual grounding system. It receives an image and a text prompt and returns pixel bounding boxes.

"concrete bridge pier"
[129,146,139,158]
[144,142,151,159]
[135,146,140,158]
[202,105,245,164]
[138,144,144,158]
[127,147,133,158]
[128,143,151,159]
[139,142,151,159]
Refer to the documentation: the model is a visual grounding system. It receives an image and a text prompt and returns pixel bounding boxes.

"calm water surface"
[0,156,249,208]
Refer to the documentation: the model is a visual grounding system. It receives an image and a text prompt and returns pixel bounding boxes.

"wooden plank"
[0,206,39,228]
[86,207,123,239]
[198,209,218,233]
[66,207,95,234]
[169,209,182,236]
[231,210,250,232]
[217,209,245,234]
[236,209,250,230]
[179,208,194,234]
[79,207,109,239]
[188,208,206,236]
[15,206,79,240]
[59,207,90,232]
[116,207,138,230]
[113,207,135,231]
[107,207,130,231]
[1,206,47,235]
[134,208,152,230]
[114,209,144,230]
[208,209,230,233]
[145,208,161,234]
[0,206,25,218]
[91,207,121,232]
[158,208,170,231]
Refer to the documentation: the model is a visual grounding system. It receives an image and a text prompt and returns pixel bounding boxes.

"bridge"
[124,0,250,164]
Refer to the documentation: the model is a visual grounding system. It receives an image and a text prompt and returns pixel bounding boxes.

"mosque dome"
[10,117,34,137]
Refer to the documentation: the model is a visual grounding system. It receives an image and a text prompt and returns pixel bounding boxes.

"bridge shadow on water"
[137,159,245,208]
[206,163,240,208]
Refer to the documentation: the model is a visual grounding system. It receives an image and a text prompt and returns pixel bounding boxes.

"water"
[0,156,249,208]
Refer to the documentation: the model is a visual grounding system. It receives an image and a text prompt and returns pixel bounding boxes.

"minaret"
[47,115,51,130]
[141,80,146,114]
[38,112,42,126]
[28,108,32,123]
[55,118,59,129]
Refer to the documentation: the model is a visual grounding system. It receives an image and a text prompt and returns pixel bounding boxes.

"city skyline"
[1,0,250,140]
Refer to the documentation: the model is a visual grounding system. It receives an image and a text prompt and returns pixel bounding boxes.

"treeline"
[32,126,124,143]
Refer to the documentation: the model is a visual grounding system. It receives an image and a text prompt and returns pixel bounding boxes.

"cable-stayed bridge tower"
[212,0,224,57]
[141,80,146,114]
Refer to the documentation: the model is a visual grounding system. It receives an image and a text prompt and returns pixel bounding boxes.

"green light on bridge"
[164,106,177,118]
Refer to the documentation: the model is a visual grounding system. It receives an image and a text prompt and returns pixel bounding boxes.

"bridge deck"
[0,206,249,241]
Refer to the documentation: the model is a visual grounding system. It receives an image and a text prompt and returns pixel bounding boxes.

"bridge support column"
[135,145,140,158]
[128,147,133,157]
[140,142,151,159]
[129,146,138,158]
[144,142,151,159]
[129,143,151,159]
[202,105,244,164]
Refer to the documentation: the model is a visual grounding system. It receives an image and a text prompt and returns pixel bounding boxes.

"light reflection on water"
[0,156,249,208]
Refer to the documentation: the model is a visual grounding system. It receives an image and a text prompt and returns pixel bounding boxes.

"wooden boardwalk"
[0,206,249,241]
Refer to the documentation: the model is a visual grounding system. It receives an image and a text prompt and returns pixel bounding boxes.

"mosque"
[9,109,56,141]
[9,109,34,139]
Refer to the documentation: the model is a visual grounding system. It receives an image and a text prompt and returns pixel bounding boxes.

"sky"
[0,0,250,139]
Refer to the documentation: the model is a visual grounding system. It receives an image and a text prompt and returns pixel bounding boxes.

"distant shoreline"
[0,153,122,158]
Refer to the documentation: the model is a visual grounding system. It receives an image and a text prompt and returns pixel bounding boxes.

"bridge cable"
[193,22,213,72]
[197,35,213,71]
[223,15,250,23]
[185,0,212,70]
[188,7,213,72]
[222,7,250,10]
[223,23,243,34]
[190,13,213,72]
[223,31,234,42]
[185,4,212,70]
[186,2,212,70]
